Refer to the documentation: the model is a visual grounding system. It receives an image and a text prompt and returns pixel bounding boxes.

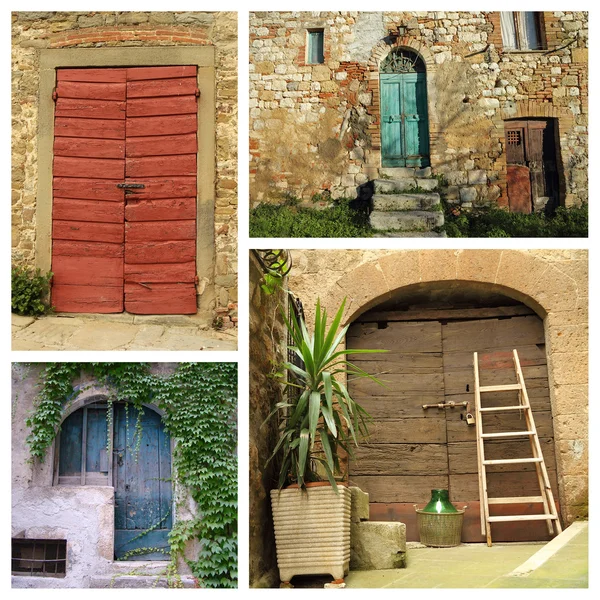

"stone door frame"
[36,47,216,300]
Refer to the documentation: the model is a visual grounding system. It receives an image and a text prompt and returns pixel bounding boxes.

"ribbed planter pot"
[270,485,351,583]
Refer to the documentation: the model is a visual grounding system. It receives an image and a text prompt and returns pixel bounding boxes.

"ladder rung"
[487,496,545,505]
[483,457,542,465]
[479,405,529,412]
[481,431,534,438]
[488,514,558,522]
[479,384,522,393]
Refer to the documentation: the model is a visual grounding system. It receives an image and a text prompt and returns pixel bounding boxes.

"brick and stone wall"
[11,12,238,319]
[249,11,587,208]
[287,249,588,524]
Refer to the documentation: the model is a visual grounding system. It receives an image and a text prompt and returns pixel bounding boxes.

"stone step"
[373,231,447,238]
[372,192,440,211]
[90,575,197,588]
[380,166,432,179]
[369,210,444,232]
[374,178,438,193]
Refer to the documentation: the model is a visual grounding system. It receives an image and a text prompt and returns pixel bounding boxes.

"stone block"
[371,193,441,212]
[350,521,407,570]
[369,210,444,232]
[350,486,369,522]
[459,187,477,203]
[468,170,487,185]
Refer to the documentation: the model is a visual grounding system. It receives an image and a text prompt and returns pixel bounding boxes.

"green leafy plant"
[265,298,385,491]
[11,266,53,316]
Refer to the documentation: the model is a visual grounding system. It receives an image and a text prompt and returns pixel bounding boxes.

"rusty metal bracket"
[117,183,145,189]
[52,88,58,101]
[422,401,468,410]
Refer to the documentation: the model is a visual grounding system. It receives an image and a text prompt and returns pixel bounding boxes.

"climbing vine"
[22,362,238,589]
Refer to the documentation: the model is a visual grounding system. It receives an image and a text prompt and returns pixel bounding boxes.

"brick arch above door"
[35,47,216,314]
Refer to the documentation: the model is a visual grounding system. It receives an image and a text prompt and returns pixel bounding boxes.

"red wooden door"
[51,66,198,314]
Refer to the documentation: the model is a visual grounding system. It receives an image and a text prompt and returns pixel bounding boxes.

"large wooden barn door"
[51,66,198,314]
[348,309,559,542]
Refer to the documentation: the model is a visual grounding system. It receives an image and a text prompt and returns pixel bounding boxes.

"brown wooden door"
[347,310,559,542]
[51,67,198,314]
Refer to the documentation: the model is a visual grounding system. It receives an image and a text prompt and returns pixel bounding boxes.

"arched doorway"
[379,49,430,168]
[346,281,559,542]
[55,401,172,560]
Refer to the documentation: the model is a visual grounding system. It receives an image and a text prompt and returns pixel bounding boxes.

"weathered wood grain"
[350,475,449,503]
[53,240,123,258]
[125,133,197,158]
[127,95,197,118]
[126,66,196,80]
[352,443,448,475]
[53,156,124,180]
[53,177,124,201]
[53,220,124,244]
[126,154,196,178]
[366,418,447,444]
[51,284,123,313]
[55,98,126,120]
[57,81,126,101]
[54,117,125,139]
[57,68,127,83]
[357,305,535,323]
[54,137,125,160]
[52,256,123,287]
[450,470,558,499]
[126,114,197,137]
[348,320,442,352]
[119,177,196,200]
[124,240,196,264]
[124,282,197,314]
[127,77,197,98]
[125,220,196,242]
[348,395,445,419]
[124,262,196,284]
[53,198,124,224]
[125,198,196,222]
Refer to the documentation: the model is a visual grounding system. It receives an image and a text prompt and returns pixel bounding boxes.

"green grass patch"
[250,198,373,238]
[442,203,588,238]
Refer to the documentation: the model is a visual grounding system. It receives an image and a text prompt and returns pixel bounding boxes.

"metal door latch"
[422,401,468,410]
[117,183,145,189]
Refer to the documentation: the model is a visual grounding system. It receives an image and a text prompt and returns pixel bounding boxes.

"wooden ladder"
[473,349,562,546]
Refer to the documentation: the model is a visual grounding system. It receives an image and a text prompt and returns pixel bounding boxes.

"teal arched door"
[380,50,430,168]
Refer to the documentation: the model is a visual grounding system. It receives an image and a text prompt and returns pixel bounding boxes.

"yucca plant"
[266,297,386,491]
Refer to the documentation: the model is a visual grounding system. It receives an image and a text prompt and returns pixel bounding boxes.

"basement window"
[12,539,67,578]
[500,12,545,50]
[307,29,324,64]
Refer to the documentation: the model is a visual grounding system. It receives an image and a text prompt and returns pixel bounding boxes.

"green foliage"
[443,203,588,238]
[265,299,385,490]
[250,199,372,238]
[11,266,53,316]
[23,362,237,589]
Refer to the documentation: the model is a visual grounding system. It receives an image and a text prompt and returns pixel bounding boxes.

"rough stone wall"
[248,253,285,588]
[11,11,238,316]
[249,11,587,207]
[11,363,191,588]
[288,249,588,524]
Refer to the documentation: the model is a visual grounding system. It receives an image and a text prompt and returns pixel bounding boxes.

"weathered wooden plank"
[126,114,197,137]
[53,220,124,244]
[125,133,197,158]
[351,372,444,396]
[53,156,124,180]
[127,95,197,118]
[443,345,547,371]
[347,321,442,353]
[441,316,544,351]
[350,475,448,504]
[450,470,558,499]
[124,262,196,284]
[349,395,445,419]
[125,240,196,264]
[53,240,123,259]
[53,177,124,201]
[126,154,196,178]
[54,117,125,139]
[125,220,196,242]
[352,444,448,476]
[57,68,127,83]
[126,66,196,81]
[125,197,196,222]
[447,411,554,442]
[53,198,124,224]
[53,137,125,160]
[52,256,123,287]
[52,284,123,313]
[124,282,197,315]
[348,353,443,369]
[120,177,196,200]
[55,97,126,120]
[357,305,535,323]
[366,418,447,444]
[448,437,556,474]
[127,77,197,98]
[443,367,548,396]
[57,80,126,101]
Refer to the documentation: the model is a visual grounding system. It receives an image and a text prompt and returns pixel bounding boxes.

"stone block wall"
[11,12,238,317]
[287,249,588,524]
[249,11,587,208]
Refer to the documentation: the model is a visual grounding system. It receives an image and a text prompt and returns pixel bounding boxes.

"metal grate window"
[287,295,306,404]
[507,130,521,145]
[12,539,67,577]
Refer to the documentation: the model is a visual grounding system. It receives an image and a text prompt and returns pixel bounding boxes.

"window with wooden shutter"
[500,12,544,50]
[307,29,324,64]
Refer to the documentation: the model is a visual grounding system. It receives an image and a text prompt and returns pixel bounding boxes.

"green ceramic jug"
[422,489,458,513]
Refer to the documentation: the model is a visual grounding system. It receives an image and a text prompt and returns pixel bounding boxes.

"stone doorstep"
[371,192,441,211]
[380,166,432,179]
[373,178,438,193]
[369,209,445,232]
[90,575,197,588]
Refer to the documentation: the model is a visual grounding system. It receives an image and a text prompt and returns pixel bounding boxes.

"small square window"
[307,29,324,64]
[12,539,67,578]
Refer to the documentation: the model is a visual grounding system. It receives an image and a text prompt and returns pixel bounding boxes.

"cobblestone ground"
[12,314,237,351]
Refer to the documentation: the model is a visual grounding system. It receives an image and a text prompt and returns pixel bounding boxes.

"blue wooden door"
[114,405,172,560]
[380,72,429,167]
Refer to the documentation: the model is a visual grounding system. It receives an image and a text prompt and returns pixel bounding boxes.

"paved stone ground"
[12,313,237,351]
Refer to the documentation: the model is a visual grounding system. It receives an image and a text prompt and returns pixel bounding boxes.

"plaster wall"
[249,11,587,208]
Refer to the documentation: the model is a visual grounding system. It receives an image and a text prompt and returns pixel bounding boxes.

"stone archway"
[289,249,588,525]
